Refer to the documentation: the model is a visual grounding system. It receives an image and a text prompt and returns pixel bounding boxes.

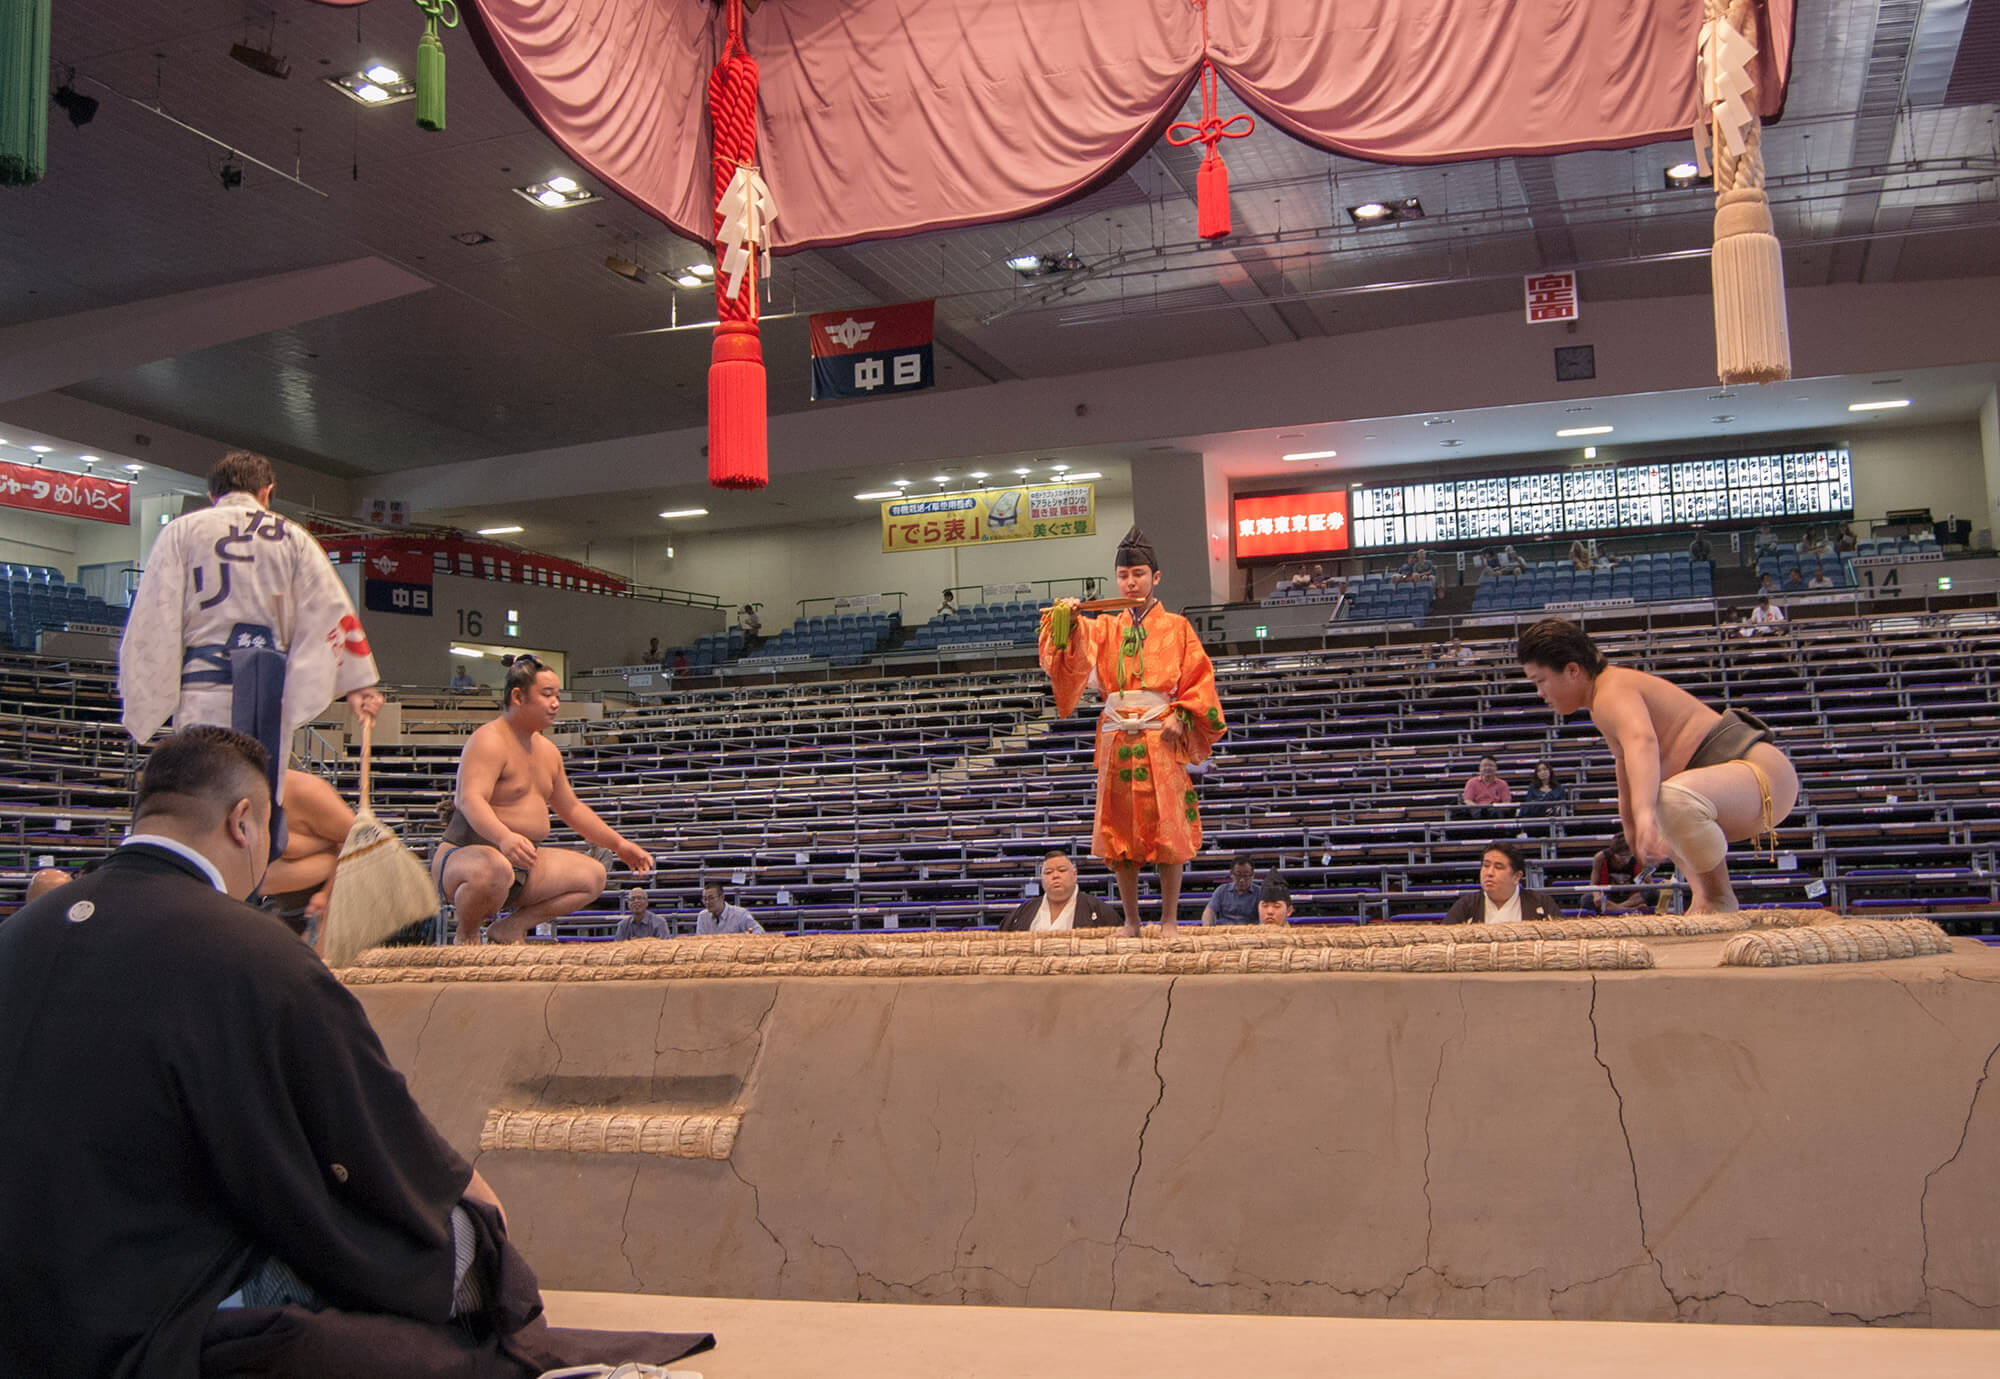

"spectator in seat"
[1451,639,1475,668]
[1756,573,1780,598]
[1498,545,1527,576]
[1001,850,1124,931]
[1457,755,1512,819]
[1568,538,1595,573]
[695,879,764,936]
[1783,568,1806,590]
[1688,528,1713,564]
[1200,854,1262,926]
[1256,877,1295,926]
[1588,833,1657,914]
[25,867,71,904]
[1308,563,1330,589]
[936,590,957,618]
[671,650,690,675]
[1445,841,1561,924]
[1400,549,1439,587]
[614,887,669,941]
[1808,568,1833,590]
[739,604,762,641]
[448,665,477,694]
[1752,520,1778,557]
[1748,595,1787,634]
[1834,526,1858,554]
[1517,761,1569,834]
[1289,566,1313,590]
[644,637,661,665]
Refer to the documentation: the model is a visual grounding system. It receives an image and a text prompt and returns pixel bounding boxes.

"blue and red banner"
[810,300,935,401]
[361,546,435,618]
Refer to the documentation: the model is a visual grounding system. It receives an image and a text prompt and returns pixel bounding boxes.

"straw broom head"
[320,710,437,968]
[321,810,438,968]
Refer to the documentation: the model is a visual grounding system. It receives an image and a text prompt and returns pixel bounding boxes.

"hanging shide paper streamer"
[1,0,51,188]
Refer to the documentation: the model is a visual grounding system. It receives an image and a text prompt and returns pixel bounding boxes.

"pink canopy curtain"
[317,0,1793,251]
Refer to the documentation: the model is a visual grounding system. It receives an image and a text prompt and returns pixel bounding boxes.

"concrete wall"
[0,507,144,578]
[340,567,726,684]
[355,948,2000,1327]
[1849,420,1989,536]
[570,491,1137,622]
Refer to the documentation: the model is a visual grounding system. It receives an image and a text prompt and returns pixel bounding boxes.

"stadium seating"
[6,610,2000,936]
[1471,556,1714,615]
[0,564,127,651]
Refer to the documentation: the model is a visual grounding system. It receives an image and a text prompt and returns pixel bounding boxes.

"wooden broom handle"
[359,712,372,813]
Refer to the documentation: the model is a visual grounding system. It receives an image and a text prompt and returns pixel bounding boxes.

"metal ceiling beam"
[1825,0,1925,283]
[1131,147,1325,344]
[809,246,1019,384]
[0,258,433,406]
[1508,156,1579,268]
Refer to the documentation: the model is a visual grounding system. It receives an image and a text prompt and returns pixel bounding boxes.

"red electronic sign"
[1233,491,1350,560]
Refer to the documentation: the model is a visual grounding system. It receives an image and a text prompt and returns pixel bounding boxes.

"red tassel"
[708,321,767,490]
[1196,150,1231,240]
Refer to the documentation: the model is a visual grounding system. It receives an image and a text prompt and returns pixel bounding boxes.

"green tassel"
[1,0,51,187]
[416,29,446,132]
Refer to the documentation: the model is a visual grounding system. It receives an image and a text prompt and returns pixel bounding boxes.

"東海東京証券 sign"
[880,483,1095,554]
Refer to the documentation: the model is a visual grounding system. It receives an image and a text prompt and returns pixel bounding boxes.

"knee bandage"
[1657,780,1727,872]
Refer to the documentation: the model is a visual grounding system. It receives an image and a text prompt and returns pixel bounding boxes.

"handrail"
[796,591,909,615]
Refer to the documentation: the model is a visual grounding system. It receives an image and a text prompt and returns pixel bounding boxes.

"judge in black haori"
[0,726,710,1379]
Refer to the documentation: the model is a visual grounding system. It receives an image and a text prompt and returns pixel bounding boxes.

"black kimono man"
[0,726,710,1379]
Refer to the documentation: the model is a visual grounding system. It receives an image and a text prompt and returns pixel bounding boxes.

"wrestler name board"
[810,300,935,401]
[0,460,131,525]
[361,547,434,617]
[879,483,1095,554]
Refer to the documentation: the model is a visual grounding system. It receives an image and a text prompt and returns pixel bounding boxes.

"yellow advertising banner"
[880,482,1096,554]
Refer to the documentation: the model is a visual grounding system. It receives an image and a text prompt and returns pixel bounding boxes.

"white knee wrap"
[1657,781,1727,872]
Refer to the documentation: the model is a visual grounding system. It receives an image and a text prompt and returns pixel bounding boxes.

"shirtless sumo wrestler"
[1518,617,1798,916]
[434,656,653,943]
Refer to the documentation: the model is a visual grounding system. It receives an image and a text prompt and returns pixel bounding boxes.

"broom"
[320,714,438,968]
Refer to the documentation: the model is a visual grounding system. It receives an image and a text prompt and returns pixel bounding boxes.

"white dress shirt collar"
[123,833,228,894]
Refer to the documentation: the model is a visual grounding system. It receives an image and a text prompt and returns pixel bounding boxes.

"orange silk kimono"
[1038,603,1226,865]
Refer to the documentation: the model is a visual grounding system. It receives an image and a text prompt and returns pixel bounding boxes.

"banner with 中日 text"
[881,483,1095,554]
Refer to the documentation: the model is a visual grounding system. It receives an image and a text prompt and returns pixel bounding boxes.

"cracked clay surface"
[354,946,2000,1325]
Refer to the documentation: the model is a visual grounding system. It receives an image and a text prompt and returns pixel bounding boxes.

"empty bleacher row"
[5,611,2000,934]
[3,563,128,651]
[1471,554,1715,614]
[1264,573,1434,623]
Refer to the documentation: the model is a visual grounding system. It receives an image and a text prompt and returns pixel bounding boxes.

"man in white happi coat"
[119,451,380,850]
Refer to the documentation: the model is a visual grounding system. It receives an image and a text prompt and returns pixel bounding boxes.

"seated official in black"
[1000,850,1128,931]
[1445,841,1563,924]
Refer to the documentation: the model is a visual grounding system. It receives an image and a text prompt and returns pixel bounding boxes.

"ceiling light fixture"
[1555,425,1614,437]
[1346,197,1424,227]
[1006,251,1086,277]
[673,273,704,288]
[1282,449,1338,462]
[658,508,709,519]
[1439,439,1464,448]
[1583,446,1597,459]
[450,646,485,658]
[514,178,598,210]
[1711,414,1735,423]
[1422,416,1453,427]
[854,490,901,501]
[969,470,988,479]
[1663,161,1711,190]
[931,474,950,482]
[892,479,912,487]
[686,263,714,279]
[1847,399,1911,412]
[27,445,53,453]
[1013,467,1032,476]
[476,525,524,536]
[325,66,415,106]
[124,463,143,473]
[1064,470,1103,481]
